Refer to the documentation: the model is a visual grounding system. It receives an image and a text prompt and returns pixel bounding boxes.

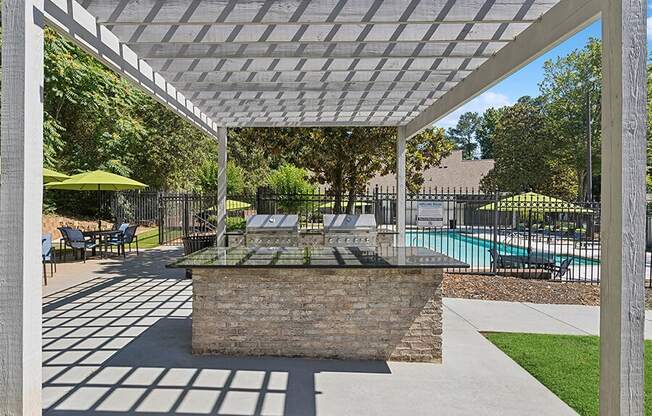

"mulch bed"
[443,273,652,309]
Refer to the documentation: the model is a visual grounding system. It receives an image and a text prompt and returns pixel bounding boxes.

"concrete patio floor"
[42,247,576,415]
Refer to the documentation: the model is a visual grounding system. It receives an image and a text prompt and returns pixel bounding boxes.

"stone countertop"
[167,246,468,269]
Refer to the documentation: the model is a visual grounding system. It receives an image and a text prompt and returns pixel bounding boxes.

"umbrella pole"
[98,185,102,231]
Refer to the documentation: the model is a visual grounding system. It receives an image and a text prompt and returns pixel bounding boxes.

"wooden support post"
[216,127,228,246]
[0,0,44,414]
[599,0,647,414]
[396,126,407,245]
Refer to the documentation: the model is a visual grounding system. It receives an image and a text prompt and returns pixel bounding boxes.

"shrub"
[266,164,316,213]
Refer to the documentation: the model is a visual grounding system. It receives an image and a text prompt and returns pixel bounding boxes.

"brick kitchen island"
[169,246,467,363]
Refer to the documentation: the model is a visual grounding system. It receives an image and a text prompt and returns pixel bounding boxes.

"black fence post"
[183,194,190,238]
[492,190,499,275]
[158,193,164,245]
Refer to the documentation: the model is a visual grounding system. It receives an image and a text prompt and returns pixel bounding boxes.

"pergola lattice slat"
[84,0,556,25]
[76,0,554,127]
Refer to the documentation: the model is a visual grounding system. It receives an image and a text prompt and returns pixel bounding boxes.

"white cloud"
[647,16,652,40]
[433,91,513,130]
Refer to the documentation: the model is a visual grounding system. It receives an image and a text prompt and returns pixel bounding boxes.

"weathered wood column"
[0,0,44,414]
[599,0,647,414]
[396,126,407,244]
[216,126,227,246]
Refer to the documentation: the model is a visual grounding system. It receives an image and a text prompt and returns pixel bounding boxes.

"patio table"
[82,229,123,257]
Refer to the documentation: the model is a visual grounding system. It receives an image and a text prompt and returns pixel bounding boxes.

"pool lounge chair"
[548,258,573,280]
[488,248,523,269]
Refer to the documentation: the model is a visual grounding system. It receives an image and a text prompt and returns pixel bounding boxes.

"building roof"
[369,150,494,191]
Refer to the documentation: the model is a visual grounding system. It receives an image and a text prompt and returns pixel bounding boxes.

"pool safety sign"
[417,201,444,227]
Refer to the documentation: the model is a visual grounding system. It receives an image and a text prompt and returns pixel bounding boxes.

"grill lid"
[323,214,377,231]
[246,214,299,232]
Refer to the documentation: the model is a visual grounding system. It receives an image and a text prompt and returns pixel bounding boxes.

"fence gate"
[158,193,219,245]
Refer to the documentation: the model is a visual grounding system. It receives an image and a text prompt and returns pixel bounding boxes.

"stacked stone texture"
[192,267,442,362]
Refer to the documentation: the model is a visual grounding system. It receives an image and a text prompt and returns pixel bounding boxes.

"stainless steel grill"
[245,214,299,247]
[323,214,377,246]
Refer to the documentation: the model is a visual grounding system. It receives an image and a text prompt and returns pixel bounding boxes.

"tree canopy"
[446,112,480,159]
[229,126,453,213]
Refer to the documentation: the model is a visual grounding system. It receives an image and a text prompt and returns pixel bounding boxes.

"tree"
[195,160,246,195]
[232,127,452,213]
[446,112,480,159]
[539,38,602,200]
[299,127,452,213]
[39,28,221,215]
[475,107,504,159]
[480,102,579,200]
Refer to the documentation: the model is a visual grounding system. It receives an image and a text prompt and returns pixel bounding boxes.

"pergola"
[0,0,646,414]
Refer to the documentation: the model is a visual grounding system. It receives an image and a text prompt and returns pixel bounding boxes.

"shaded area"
[42,264,389,415]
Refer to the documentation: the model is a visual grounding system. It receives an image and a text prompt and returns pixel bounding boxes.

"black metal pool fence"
[109,187,652,287]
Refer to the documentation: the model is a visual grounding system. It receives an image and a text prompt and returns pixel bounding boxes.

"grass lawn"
[136,228,161,249]
[485,333,652,416]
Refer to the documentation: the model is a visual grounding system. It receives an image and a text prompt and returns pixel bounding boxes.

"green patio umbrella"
[227,199,253,211]
[46,170,147,229]
[477,191,592,254]
[206,200,253,212]
[318,200,372,209]
[477,192,593,214]
[43,168,70,184]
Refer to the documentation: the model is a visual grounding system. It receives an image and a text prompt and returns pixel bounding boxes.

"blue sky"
[434,5,651,130]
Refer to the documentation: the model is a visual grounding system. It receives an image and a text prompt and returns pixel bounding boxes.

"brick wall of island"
[192,267,443,362]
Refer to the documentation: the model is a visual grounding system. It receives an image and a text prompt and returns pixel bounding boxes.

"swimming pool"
[406,230,599,268]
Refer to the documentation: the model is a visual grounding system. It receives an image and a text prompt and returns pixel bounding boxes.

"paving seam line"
[443,303,481,331]
[522,302,593,336]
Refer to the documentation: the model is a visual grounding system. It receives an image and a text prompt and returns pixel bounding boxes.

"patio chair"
[105,225,139,258]
[114,222,129,234]
[549,258,573,280]
[488,248,522,269]
[42,234,56,285]
[488,248,502,268]
[57,226,72,260]
[59,227,97,263]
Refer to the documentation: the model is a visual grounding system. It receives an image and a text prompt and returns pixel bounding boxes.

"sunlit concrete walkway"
[445,297,652,339]
[42,248,575,415]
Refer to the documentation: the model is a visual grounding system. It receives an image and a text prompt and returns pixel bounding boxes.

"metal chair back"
[123,225,138,243]
[66,228,86,243]
[42,234,53,261]
[556,258,573,278]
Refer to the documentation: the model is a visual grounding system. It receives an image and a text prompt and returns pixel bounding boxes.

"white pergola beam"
[396,126,407,244]
[160,69,472,84]
[43,0,222,137]
[84,0,554,25]
[216,127,228,247]
[0,0,44,414]
[599,0,647,414]
[404,0,601,138]
[134,47,500,60]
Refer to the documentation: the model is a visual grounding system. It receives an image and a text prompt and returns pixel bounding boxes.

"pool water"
[406,230,599,268]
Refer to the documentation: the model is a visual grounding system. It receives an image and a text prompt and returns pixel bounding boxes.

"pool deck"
[42,247,576,415]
